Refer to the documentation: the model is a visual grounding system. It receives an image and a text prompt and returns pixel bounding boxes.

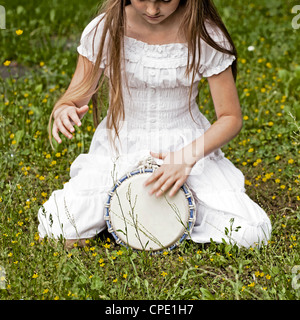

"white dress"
[38,13,272,248]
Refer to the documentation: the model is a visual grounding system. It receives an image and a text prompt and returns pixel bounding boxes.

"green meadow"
[0,0,299,300]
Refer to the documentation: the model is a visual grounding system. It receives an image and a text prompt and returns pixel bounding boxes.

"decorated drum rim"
[104,166,196,254]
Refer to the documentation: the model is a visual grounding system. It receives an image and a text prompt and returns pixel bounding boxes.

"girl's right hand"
[52,104,89,144]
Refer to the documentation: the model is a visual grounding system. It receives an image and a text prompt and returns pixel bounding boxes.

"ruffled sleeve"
[77,13,108,68]
[199,21,236,78]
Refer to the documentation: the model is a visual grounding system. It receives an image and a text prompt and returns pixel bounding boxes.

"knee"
[237,220,272,249]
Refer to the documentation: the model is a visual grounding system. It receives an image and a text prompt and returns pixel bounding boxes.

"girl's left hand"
[143,150,194,198]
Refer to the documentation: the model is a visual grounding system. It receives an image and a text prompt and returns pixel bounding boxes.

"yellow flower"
[43,289,49,294]
[248,282,255,287]
[161,271,168,277]
[265,274,271,280]
[268,121,274,126]
[32,273,38,279]
[3,60,11,66]
[123,274,128,279]
[248,148,254,153]
[40,62,45,67]
[243,115,249,120]
[103,243,110,249]
[266,62,272,69]
[54,296,59,300]
[116,250,123,256]
[113,278,118,283]
[280,185,286,189]
[16,29,23,35]
[288,159,294,164]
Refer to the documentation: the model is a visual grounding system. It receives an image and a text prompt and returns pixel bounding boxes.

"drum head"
[107,172,192,252]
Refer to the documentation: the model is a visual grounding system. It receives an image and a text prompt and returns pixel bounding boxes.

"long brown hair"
[49,0,238,151]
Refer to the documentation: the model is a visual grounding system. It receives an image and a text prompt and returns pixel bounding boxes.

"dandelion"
[288,159,294,164]
[248,148,254,153]
[266,62,272,69]
[245,180,252,186]
[16,29,23,35]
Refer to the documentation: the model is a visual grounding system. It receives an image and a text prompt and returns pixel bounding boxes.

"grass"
[0,0,299,300]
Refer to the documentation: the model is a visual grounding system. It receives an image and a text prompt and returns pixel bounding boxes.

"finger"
[169,179,184,197]
[143,169,163,187]
[150,174,169,196]
[61,114,75,134]
[77,105,89,120]
[52,122,62,144]
[56,118,73,140]
[69,109,82,127]
[155,177,175,197]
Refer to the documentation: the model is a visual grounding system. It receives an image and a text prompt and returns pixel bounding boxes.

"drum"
[104,156,196,253]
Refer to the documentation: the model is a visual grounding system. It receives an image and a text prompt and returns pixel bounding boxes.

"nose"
[146,3,160,16]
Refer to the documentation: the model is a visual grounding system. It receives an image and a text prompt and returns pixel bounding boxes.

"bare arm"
[145,66,243,197]
[52,54,103,143]
[183,66,243,164]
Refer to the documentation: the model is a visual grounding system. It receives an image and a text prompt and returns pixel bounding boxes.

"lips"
[145,14,161,19]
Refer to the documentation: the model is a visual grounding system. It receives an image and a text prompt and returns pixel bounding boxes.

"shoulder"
[80,12,107,40]
[202,19,232,50]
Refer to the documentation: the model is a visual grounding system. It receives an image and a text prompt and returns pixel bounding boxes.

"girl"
[38,0,272,249]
